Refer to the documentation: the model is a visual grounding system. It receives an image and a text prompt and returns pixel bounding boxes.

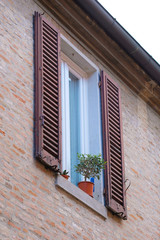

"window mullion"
[79,78,89,180]
[61,62,71,176]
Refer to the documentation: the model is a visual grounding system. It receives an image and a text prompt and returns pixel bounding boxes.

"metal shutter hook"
[124,179,131,192]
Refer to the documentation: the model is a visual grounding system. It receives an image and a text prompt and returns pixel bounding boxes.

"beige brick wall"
[0,0,160,239]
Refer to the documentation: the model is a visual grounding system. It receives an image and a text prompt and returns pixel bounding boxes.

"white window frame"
[61,35,104,203]
[61,62,89,179]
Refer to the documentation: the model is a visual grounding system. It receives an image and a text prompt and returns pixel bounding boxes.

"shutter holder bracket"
[124,179,131,192]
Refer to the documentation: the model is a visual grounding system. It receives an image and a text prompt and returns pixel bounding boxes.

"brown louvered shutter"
[101,71,127,220]
[34,12,61,171]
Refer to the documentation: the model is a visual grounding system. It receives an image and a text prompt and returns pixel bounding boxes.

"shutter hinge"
[40,115,44,126]
[103,188,106,196]
[98,81,101,88]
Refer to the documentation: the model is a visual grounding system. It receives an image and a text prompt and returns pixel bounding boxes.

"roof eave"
[74,0,160,86]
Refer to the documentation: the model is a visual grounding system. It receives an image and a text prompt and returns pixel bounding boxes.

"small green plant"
[60,170,69,176]
[74,153,106,181]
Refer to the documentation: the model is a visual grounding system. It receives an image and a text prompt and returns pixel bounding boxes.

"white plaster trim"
[61,52,87,78]
[56,175,107,219]
[61,35,99,72]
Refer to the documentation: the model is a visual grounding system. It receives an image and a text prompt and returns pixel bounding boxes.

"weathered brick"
[33,229,42,237]
[0,129,5,136]
[8,220,21,230]
[10,192,23,203]
[0,54,10,63]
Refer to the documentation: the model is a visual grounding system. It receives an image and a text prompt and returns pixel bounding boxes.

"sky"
[98,0,160,64]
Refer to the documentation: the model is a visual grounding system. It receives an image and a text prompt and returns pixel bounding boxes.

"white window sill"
[55,175,107,219]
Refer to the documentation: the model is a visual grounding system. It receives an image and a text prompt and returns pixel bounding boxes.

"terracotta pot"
[78,181,94,197]
[61,175,69,180]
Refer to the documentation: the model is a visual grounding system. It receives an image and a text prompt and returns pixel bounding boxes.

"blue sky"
[98,0,160,64]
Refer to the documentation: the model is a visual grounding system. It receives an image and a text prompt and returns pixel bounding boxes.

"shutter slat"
[43,66,58,82]
[43,21,58,36]
[112,184,123,196]
[108,79,119,92]
[108,87,119,99]
[34,12,61,170]
[108,98,119,112]
[110,147,121,159]
[110,151,122,163]
[44,114,58,128]
[43,143,58,157]
[112,180,123,194]
[43,48,58,66]
[108,90,119,103]
[43,98,58,116]
[43,91,58,105]
[110,140,121,153]
[43,133,58,150]
[111,161,122,173]
[111,166,122,178]
[44,103,58,120]
[44,118,58,134]
[112,190,123,202]
[44,128,58,142]
[43,51,58,67]
[43,52,58,70]
[43,24,58,42]
[111,157,122,169]
[101,71,127,220]
[44,84,58,100]
[43,35,58,53]
[44,110,58,126]
[109,122,120,137]
[108,106,120,121]
[43,32,58,49]
[43,72,58,86]
[43,97,58,115]
[44,123,58,137]
[43,138,58,153]
[43,59,58,75]
[43,41,58,60]
[110,134,121,148]
[109,111,120,127]
[109,109,120,124]
[112,192,123,205]
[44,85,58,102]
[109,131,121,143]
[111,174,123,187]
[111,171,122,183]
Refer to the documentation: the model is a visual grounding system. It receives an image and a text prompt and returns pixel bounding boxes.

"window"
[34,12,127,220]
[61,48,103,201]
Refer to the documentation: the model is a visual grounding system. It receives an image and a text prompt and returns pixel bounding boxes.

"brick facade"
[0,0,160,239]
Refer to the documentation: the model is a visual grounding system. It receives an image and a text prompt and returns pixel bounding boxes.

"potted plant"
[74,153,106,197]
[60,170,70,180]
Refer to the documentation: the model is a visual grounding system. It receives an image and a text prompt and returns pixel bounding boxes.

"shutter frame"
[34,12,61,171]
[101,71,127,220]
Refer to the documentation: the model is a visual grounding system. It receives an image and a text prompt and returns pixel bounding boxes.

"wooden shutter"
[34,12,61,171]
[101,71,127,220]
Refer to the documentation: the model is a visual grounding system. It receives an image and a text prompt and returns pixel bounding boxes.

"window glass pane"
[69,72,81,185]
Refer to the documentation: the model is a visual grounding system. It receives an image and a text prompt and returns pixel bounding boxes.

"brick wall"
[0,0,160,239]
